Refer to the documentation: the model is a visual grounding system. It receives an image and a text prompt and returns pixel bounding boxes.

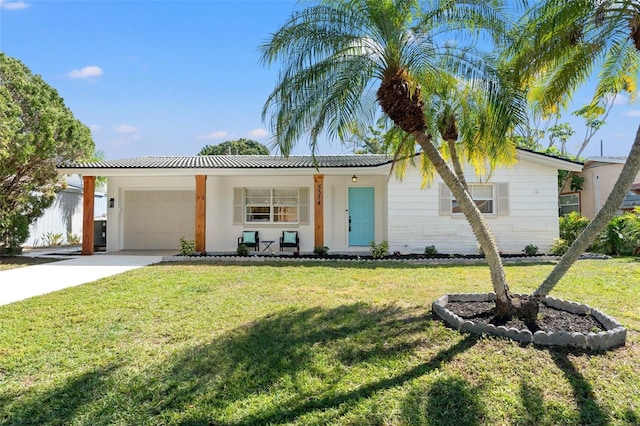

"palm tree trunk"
[413,131,515,316]
[447,138,469,190]
[535,125,640,297]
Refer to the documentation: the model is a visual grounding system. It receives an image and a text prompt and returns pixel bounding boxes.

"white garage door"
[123,190,195,250]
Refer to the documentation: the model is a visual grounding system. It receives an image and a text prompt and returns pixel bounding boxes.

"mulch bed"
[445,301,605,334]
[0,256,57,267]
[184,253,551,260]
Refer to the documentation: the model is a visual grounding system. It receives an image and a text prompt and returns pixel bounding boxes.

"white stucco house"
[560,156,640,219]
[57,149,582,255]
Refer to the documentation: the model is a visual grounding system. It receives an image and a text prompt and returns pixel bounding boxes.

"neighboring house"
[57,149,582,255]
[27,175,107,247]
[623,183,640,212]
[560,157,640,219]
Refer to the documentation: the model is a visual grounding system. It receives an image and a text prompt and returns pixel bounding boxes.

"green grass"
[0,258,639,425]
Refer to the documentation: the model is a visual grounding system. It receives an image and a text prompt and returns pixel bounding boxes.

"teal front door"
[349,187,375,246]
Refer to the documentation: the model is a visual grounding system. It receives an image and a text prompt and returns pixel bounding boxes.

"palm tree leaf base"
[377,69,425,133]
[432,293,627,351]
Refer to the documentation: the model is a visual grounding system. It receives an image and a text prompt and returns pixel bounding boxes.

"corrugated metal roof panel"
[61,155,396,169]
[59,149,585,170]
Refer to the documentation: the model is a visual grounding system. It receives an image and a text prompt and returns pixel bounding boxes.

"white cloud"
[109,134,141,148]
[89,124,102,132]
[247,128,269,139]
[612,93,628,105]
[198,131,228,140]
[67,65,103,79]
[624,110,640,117]
[114,124,138,133]
[0,1,29,10]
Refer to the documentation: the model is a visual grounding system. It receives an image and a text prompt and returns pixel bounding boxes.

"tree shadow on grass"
[398,376,486,425]
[550,349,611,425]
[0,304,477,425]
[0,363,119,426]
[518,380,546,425]
[129,303,477,424]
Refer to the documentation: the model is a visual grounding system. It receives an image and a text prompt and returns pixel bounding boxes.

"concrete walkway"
[0,254,162,307]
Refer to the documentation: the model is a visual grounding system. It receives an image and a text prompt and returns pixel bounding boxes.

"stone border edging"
[431,293,627,351]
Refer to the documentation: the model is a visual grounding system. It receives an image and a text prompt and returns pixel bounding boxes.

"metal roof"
[59,149,584,170]
[622,191,640,210]
[59,155,396,170]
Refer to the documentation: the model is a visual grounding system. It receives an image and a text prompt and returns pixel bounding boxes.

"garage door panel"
[123,190,195,250]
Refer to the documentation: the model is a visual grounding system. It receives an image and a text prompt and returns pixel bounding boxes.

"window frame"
[440,182,509,217]
[451,184,495,215]
[559,192,580,216]
[241,187,302,225]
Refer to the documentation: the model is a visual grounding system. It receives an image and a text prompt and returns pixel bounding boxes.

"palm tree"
[261,0,528,317]
[509,0,640,299]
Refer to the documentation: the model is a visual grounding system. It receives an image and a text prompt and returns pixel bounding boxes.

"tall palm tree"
[510,0,640,299]
[261,0,528,317]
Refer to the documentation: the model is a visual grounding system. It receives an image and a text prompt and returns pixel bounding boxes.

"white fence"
[26,188,107,247]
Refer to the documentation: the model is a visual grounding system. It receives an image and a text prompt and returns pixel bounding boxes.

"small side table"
[261,240,275,252]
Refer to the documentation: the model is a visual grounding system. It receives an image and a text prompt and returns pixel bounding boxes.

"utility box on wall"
[94,219,107,251]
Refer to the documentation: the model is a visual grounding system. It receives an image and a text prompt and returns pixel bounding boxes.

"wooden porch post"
[195,175,207,252]
[314,174,324,248]
[81,176,96,255]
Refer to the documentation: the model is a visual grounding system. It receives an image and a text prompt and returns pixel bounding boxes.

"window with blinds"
[233,187,310,225]
[440,183,509,216]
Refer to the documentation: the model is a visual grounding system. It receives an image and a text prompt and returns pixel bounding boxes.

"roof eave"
[516,150,583,172]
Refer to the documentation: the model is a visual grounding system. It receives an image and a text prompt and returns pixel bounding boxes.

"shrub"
[591,212,640,256]
[424,245,438,255]
[559,211,590,245]
[523,244,539,256]
[43,232,64,246]
[313,246,329,257]
[179,237,196,256]
[0,214,29,248]
[550,238,570,256]
[236,244,249,256]
[67,232,81,245]
[626,207,640,255]
[592,216,627,255]
[370,240,388,259]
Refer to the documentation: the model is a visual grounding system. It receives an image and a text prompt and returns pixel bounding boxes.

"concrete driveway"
[0,254,162,307]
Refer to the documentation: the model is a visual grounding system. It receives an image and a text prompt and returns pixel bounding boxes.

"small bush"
[313,246,329,257]
[43,232,64,246]
[236,244,249,256]
[559,212,589,244]
[370,240,388,259]
[550,238,570,256]
[0,214,30,248]
[67,233,81,245]
[523,244,539,256]
[424,245,438,255]
[179,237,196,256]
[591,212,640,256]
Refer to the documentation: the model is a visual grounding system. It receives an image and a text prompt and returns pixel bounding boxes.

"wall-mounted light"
[351,175,358,183]
[109,198,115,208]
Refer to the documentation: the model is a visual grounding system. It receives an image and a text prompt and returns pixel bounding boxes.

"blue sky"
[1,0,639,160]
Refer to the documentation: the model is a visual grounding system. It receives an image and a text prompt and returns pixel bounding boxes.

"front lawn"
[0,259,638,425]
